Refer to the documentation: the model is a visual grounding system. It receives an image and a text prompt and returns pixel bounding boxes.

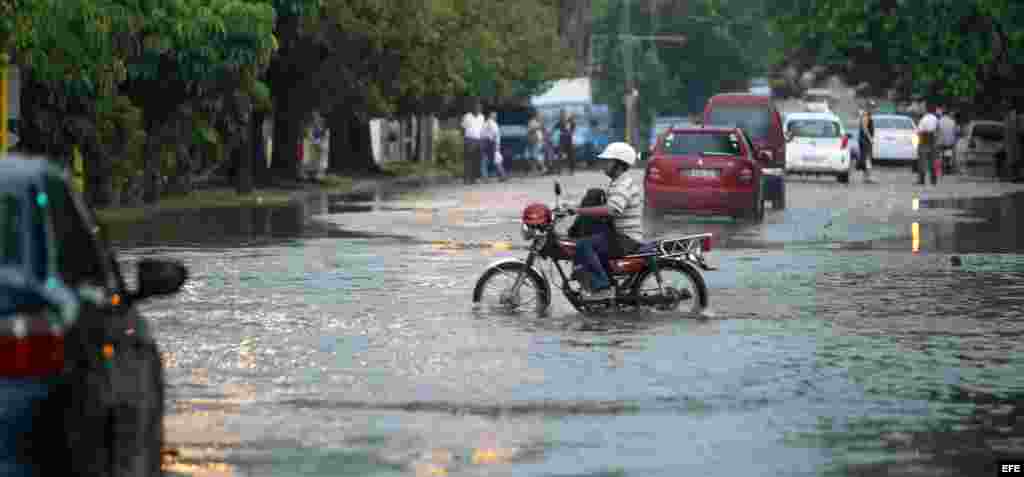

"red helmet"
[522,203,552,226]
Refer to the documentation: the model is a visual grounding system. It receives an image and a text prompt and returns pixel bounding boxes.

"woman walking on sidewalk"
[484,112,507,181]
[527,111,549,175]
[858,108,877,184]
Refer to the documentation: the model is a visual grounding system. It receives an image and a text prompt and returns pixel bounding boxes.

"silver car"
[954,120,1005,168]
[871,114,918,163]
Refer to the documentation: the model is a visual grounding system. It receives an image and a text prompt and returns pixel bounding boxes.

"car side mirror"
[969,139,976,149]
[757,150,772,163]
[784,131,794,142]
[132,259,187,302]
[554,182,562,196]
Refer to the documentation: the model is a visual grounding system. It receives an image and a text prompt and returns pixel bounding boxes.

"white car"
[954,120,1005,167]
[871,114,918,163]
[783,112,853,183]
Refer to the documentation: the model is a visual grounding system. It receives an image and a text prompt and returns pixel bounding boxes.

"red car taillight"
[841,135,849,150]
[701,236,712,252]
[0,311,65,377]
[738,167,754,183]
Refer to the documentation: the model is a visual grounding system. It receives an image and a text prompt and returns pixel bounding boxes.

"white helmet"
[597,142,637,167]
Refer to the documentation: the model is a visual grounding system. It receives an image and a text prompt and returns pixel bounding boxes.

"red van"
[703,93,787,209]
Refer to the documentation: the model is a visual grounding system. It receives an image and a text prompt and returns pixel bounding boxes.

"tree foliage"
[592,0,779,146]
[768,0,1024,109]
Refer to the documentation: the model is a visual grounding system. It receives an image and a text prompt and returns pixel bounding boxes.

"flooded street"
[107,167,1024,477]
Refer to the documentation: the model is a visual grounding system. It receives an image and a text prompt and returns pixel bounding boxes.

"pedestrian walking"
[916,103,940,185]
[557,110,577,175]
[937,107,959,174]
[483,111,507,181]
[527,111,549,175]
[858,108,877,184]
[461,102,484,184]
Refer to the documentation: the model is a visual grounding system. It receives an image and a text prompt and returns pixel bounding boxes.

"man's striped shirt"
[606,173,644,242]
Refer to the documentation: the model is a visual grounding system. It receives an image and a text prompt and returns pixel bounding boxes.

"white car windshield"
[787,119,841,138]
[874,117,915,129]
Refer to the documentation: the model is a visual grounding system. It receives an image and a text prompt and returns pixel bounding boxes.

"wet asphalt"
[103,164,1024,477]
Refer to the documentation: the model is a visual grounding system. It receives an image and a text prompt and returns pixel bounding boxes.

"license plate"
[803,155,825,162]
[683,168,720,178]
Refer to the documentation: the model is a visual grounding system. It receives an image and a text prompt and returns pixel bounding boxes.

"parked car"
[703,93,787,209]
[0,156,187,476]
[783,112,854,183]
[955,120,1005,167]
[644,126,767,222]
[871,114,918,164]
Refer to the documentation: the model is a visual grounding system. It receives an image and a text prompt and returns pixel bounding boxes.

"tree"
[294,0,573,175]
[591,0,771,148]
[13,0,276,205]
[768,0,1024,110]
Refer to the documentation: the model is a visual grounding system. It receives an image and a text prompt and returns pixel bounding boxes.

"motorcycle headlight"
[521,223,536,240]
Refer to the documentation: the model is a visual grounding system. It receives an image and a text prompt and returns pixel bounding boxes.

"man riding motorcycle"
[561,142,644,301]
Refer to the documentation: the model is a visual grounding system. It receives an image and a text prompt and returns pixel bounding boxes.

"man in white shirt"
[461,102,484,184]
[916,104,940,185]
[937,107,959,174]
[563,142,644,302]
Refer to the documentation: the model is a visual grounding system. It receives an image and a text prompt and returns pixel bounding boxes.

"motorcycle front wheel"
[472,262,551,313]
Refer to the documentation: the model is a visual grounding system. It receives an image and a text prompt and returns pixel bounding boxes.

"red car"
[644,126,768,221]
[703,93,787,210]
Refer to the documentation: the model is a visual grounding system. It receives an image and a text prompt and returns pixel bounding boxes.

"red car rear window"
[661,132,743,156]
[706,106,774,140]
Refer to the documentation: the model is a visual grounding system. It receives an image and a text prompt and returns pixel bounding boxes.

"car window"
[972,123,1005,141]
[0,194,19,266]
[44,177,108,290]
[874,117,914,129]
[707,106,774,140]
[662,132,742,156]
[787,119,841,138]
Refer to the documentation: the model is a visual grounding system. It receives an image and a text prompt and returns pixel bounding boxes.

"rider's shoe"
[581,286,615,301]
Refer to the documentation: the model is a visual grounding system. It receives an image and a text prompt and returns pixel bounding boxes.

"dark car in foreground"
[0,156,187,476]
[644,126,767,222]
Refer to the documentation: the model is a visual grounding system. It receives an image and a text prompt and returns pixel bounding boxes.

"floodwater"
[103,177,1024,477]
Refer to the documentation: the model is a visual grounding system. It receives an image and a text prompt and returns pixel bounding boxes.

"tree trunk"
[270,99,303,182]
[418,115,434,163]
[327,116,382,175]
[83,143,115,208]
[250,111,269,185]
[142,126,164,204]
[171,117,193,195]
[327,109,351,174]
[234,139,254,194]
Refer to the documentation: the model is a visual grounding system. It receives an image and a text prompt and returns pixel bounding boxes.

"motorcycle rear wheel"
[631,260,708,314]
[472,262,550,313]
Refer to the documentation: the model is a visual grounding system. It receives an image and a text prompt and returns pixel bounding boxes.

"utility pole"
[1,53,7,158]
[621,0,635,146]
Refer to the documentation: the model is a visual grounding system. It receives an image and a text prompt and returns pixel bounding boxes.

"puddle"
[102,204,308,247]
[915,192,1024,254]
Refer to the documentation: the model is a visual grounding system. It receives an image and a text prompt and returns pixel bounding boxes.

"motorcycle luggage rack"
[658,233,712,257]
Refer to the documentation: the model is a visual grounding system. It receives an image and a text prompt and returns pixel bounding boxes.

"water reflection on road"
[116,181,1024,477]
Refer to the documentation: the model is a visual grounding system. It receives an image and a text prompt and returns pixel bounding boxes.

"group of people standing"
[461,102,507,185]
[855,102,960,186]
[916,104,960,185]
[462,100,590,185]
[526,109,579,176]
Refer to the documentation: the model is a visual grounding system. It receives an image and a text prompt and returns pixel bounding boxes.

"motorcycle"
[472,181,717,315]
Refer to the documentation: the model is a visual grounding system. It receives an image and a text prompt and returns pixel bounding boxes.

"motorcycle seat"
[622,241,660,258]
